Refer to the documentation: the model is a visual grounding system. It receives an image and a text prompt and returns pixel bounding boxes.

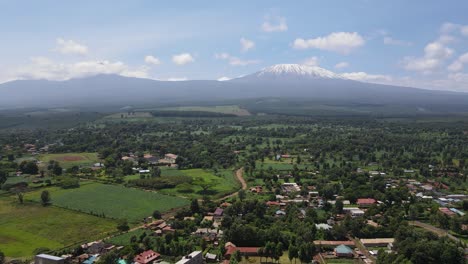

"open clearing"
[25,182,189,222]
[38,152,100,169]
[0,198,117,259]
[158,105,251,116]
[157,168,240,198]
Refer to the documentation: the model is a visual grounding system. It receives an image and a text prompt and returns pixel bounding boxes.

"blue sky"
[1,0,468,91]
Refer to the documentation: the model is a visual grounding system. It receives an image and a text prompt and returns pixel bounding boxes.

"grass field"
[105,229,150,246]
[159,105,251,116]
[256,160,312,171]
[158,168,240,198]
[38,152,100,169]
[25,182,189,222]
[0,198,117,259]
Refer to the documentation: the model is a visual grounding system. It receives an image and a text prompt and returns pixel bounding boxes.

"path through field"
[409,221,465,246]
[215,168,246,201]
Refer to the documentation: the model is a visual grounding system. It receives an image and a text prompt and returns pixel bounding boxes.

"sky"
[1,0,468,91]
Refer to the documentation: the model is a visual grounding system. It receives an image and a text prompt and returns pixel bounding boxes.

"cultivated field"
[0,198,117,259]
[25,182,189,222]
[38,152,100,169]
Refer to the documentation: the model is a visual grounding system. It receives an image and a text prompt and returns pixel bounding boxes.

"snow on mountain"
[253,64,346,80]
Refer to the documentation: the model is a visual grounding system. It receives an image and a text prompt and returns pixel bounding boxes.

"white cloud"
[166,77,187,81]
[293,32,365,54]
[448,52,468,72]
[13,57,149,81]
[440,22,459,34]
[144,55,161,65]
[217,76,231,81]
[383,37,412,46]
[215,52,260,66]
[261,16,288,32]
[402,41,453,72]
[55,38,88,55]
[240,37,255,52]
[341,72,392,83]
[302,56,319,66]
[334,62,349,69]
[172,53,194,65]
[462,26,468,36]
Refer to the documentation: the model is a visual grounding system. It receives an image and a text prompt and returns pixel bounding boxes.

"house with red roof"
[134,250,160,264]
[224,242,259,259]
[357,198,377,208]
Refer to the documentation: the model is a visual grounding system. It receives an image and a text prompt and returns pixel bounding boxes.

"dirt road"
[409,221,464,246]
[215,167,247,201]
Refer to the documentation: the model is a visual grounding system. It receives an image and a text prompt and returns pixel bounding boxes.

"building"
[360,238,395,247]
[224,242,259,259]
[334,245,354,258]
[213,207,224,220]
[175,251,203,264]
[35,254,64,264]
[357,198,377,208]
[134,250,161,264]
[281,182,301,193]
[350,209,365,217]
[164,153,178,163]
[314,240,355,248]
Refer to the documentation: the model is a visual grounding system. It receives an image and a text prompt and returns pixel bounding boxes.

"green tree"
[117,219,130,232]
[0,250,4,264]
[0,170,7,186]
[96,251,119,264]
[152,210,162,219]
[40,190,51,206]
[238,189,246,201]
[190,199,200,214]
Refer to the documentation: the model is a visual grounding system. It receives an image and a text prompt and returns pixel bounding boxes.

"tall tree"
[40,190,51,206]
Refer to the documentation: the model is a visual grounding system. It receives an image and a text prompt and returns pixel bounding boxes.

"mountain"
[233,64,346,81]
[1,64,468,113]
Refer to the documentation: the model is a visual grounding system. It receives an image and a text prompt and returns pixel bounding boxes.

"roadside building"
[134,250,160,264]
[334,245,354,258]
[175,251,203,264]
[35,254,64,264]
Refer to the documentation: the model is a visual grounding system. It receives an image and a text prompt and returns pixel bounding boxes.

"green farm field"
[158,105,251,116]
[38,152,100,169]
[25,182,189,222]
[158,168,240,198]
[0,198,117,259]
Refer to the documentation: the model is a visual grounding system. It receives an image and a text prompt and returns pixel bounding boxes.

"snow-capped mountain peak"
[255,64,345,79]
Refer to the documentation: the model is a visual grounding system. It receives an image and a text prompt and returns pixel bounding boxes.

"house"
[224,242,259,259]
[266,201,282,207]
[357,198,376,208]
[213,208,224,220]
[164,153,178,163]
[439,207,456,217]
[281,182,301,193]
[175,251,203,264]
[250,186,263,193]
[35,254,64,264]
[315,223,332,230]
[275,210,286,216]
[350,209,365,218]
[334,245,354,258]
[360,238,395,247]
[134,250,160,264]
[205,253,218,263]
[314,240,355,248]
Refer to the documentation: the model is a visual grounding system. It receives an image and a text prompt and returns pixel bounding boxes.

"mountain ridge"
[1,64,468,112]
